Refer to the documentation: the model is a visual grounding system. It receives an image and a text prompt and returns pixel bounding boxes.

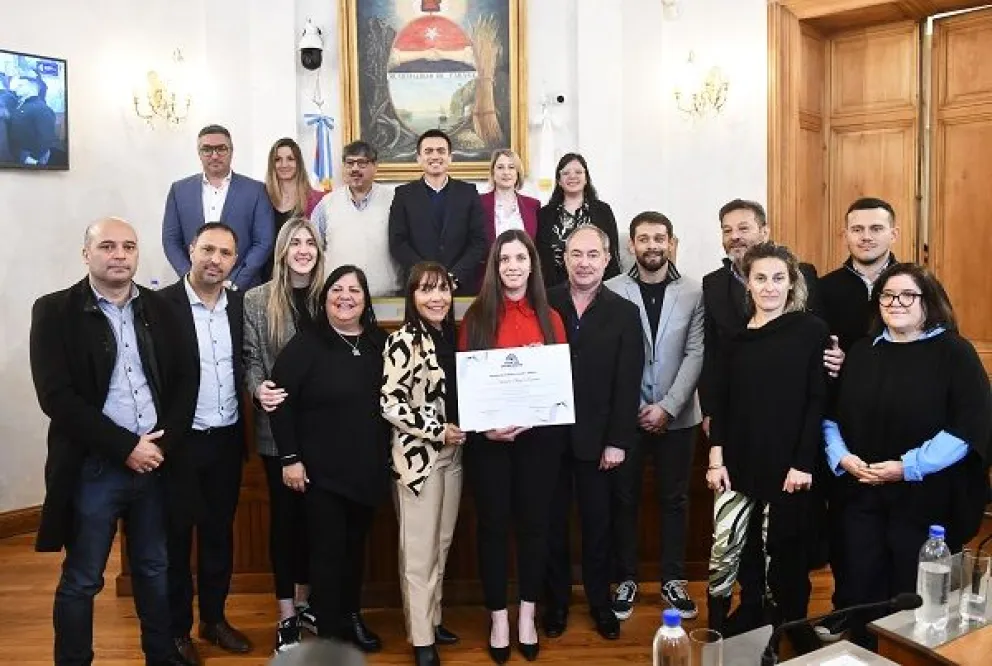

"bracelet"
[707,463,725,470]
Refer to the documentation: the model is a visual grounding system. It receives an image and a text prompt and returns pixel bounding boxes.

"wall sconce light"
[673,51,729,120]
[133,49,191,125]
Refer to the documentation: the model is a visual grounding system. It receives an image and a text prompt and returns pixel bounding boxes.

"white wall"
[0,0,768,513]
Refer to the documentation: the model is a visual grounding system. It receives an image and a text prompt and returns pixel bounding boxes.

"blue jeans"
[54,456,172,665]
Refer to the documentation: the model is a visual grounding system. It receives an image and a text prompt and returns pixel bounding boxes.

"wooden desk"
[115,302,718,605]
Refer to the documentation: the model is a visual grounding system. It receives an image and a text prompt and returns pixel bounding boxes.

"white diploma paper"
[456,344,575,432]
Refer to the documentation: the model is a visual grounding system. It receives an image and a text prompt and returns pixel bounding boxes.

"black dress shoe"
[198,620,252,653]
[413,644,440,666]
[488,620,510,664]
[340,612,383,653]
[173,635,200,666]
[591,606,621,640]
[518,639,540,661]
[542,607,568,638]
[434,624,460,645]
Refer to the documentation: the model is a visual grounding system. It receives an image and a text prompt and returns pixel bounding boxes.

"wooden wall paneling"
[928,7,992,373]
[781,0,982,22]
[827,21,921,267]
[769,4,831,270]
[0,505,41,539]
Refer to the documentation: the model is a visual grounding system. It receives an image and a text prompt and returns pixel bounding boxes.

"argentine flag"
[305,113,334,191]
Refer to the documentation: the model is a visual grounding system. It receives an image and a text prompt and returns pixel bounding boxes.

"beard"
[636,251,667,272]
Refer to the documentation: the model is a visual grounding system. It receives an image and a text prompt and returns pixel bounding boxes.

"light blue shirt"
[184,277,238,430]
[94,283,158,436]
[823,325,968,481]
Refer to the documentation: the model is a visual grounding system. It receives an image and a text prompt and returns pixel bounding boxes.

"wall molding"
[0,505,41,539]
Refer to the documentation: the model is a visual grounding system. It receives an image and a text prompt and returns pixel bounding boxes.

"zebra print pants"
[707,490,769,600]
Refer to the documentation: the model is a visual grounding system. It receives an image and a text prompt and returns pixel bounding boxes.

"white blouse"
[494,195,525,236]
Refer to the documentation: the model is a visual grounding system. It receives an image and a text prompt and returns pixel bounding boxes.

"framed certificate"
[456,344,575,432]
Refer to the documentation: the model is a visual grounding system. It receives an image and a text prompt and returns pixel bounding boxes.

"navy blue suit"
[161,172,275,290]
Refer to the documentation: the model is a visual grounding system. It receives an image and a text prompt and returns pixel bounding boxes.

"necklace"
[334,328,362,356]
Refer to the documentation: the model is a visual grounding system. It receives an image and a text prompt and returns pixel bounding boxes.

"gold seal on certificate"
[455,344,576,432]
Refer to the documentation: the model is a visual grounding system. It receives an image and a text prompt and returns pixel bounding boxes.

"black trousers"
[825,476,850,610]
[612,426,696,584]
[167,425,243,636]
[465,427,565,610]
[737,508,767,608]
[261,455,310,600]
[545,452,615,611]
[305,485,375,638]
[843,488,933,647]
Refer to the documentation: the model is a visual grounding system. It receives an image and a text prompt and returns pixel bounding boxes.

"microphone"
[760,593,922,665]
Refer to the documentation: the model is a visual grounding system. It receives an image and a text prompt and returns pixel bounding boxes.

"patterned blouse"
[550,202,593,272]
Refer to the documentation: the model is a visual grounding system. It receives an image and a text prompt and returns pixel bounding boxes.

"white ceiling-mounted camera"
[299,19,323,71]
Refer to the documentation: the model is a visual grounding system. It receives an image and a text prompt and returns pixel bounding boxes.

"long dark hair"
[868,262,957,338]
[462,230,558,350]
[319,265,385,347]
[403,261,456,338]
[547,152,598,209]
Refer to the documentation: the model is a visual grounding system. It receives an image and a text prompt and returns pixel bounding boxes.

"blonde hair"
[266,218,326,351]
[488,149,525,190]
[264,138,313,216]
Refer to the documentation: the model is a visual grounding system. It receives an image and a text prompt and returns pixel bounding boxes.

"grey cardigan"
[243,282,301,456]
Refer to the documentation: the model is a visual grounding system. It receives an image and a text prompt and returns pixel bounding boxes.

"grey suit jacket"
[243,282,301,457]
[605,272,704,430]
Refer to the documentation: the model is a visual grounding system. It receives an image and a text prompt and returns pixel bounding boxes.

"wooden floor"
[0,532,836,665]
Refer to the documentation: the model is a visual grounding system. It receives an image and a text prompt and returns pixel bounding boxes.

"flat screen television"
[0,48,68,170]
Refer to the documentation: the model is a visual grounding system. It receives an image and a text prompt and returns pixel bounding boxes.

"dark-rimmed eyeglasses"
[199,144,230,156]
[879,291,922,307]
[344,158,372,168]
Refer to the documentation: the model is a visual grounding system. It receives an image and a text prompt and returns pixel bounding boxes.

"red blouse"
[459,296,567,350]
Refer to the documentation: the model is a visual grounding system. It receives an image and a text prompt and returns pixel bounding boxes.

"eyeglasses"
[344,158,372,168]
[879,291,922,307]
[199,144,231,156]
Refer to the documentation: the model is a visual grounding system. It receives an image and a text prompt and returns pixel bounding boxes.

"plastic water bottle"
[916,524,952,630]
[652,609,689,666]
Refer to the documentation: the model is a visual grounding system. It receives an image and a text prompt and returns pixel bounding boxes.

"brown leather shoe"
[198,620,252,654]
[174,635,201,666]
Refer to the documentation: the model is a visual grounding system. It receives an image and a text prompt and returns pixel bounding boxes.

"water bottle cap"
[929,525,945,539]
[662,608,681,627]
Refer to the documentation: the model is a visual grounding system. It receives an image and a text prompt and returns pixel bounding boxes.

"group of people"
[29,122,990,666]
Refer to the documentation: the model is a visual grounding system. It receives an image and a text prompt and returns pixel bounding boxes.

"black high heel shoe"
[488,620,510,664]
[518,616,540,661]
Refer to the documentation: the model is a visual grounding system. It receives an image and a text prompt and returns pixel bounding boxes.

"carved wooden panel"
[830,22,919,117]
[929,7,992,373]
[828,125,919,266]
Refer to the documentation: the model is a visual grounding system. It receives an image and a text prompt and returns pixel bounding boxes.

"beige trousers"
[394,445,463,646]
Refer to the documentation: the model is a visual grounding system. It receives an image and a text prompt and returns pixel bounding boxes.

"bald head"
[83,217,139,289]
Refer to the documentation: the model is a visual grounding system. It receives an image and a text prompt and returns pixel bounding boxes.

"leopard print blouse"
[381,323,455,495]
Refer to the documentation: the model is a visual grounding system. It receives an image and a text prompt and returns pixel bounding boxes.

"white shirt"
[494,195,525,236]
[202,172,232,223]
[184,277,238,430]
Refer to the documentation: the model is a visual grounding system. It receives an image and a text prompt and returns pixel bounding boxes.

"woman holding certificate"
[381,262,465,666]
[459,229,568,663]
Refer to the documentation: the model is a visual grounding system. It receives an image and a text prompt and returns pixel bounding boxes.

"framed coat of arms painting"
[339,0,528,180]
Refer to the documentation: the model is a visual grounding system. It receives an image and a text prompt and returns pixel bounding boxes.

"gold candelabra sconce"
[673,51,729,120]
[133,49,191,125]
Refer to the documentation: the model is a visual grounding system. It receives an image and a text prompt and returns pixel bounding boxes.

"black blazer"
[698,259,822,416]
[387,177,486,294]
[536,199,623,288]
[160,279,246,525]
[29,277,194,552]
[548,284,644,461]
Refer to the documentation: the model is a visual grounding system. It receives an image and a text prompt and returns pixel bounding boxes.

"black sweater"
[832,332,991,546]
[710,311,829,502]
[819,259,878,353]
[269,324,391,506]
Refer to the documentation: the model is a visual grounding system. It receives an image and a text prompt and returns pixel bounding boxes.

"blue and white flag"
[304,113,334,191]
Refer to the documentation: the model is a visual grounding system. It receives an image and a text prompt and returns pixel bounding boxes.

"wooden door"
[827,20,922,268]
[929,7,992,374]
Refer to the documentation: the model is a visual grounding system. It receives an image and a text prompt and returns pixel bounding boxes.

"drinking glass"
[689,628,723,666]
[960,549,990,623]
